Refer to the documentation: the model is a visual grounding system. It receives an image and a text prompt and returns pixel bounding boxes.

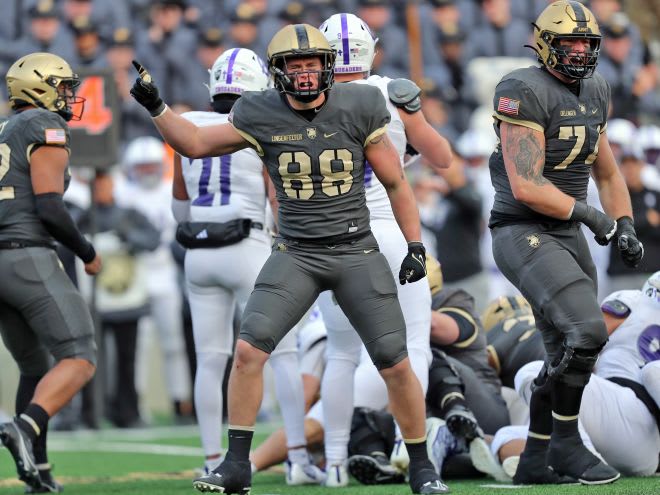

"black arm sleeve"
[35,193,96,263]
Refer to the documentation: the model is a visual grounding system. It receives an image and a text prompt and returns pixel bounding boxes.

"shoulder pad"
[601,299,631,318]
[387,78,421,113]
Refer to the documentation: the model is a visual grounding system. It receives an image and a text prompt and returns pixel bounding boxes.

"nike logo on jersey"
[324,132,338,138]
[363,249,375,254]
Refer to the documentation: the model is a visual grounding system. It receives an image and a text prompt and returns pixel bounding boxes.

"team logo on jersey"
[579,104,586,114]
[527,234,541,248]
[307,128,317,139]
[276,242,287,252]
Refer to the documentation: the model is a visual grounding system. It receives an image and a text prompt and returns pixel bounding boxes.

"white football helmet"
[319,13,377,74]
[606,118,637,147]
[208,47,270,100]
[642,271,660,303]
[123,136,165,189]
[636,125,660,165]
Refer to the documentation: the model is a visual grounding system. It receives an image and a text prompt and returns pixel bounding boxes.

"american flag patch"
[497,97,520,115]
[45,128,66,144]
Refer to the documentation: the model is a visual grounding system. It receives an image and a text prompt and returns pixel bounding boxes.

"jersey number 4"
[278,149,354,200]
[0,143,15,201]
[554,125,601,170]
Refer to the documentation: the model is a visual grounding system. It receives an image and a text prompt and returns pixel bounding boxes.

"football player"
[489,0,643,485]
[130,24,447,495]
[0,52,101,492]
[170,47,323,485]
[315,12,452,484]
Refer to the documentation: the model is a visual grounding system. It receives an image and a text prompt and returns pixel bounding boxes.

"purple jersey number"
[191,155,232,206]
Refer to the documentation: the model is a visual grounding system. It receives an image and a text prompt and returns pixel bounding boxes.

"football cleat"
[0,421,41,489]
[547,437,619,485]
[469,437,510,482]
[285,460,326,485]
[348,452,405,485]
[390,437,410,473]
[323,463,349,487]
[192,453,251,494]
[513,450,578,485]
[426,417,457,475]
[444,405,483,442]
[409,460,450,494]
[24,468,63,493]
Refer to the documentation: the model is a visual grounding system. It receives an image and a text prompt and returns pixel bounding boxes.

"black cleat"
[25,469,63,493]
[513,450,577,485]
[192,453,251,494]
[548,438,620,485]
[444,405,482,442]
[0,421,41,489]
[409,460,450,494]
[348,452,405,485]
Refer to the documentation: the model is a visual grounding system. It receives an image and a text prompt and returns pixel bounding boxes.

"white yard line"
[48,439,205,456]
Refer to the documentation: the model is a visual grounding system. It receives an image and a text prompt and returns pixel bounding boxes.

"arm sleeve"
[34,193,96,263]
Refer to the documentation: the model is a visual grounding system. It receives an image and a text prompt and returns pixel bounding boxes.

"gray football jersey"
[0,109,71,244]
[489,67,610,227]
[230,84,390,240]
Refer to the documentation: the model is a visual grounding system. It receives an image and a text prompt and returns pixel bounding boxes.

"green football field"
[1,424,658,495]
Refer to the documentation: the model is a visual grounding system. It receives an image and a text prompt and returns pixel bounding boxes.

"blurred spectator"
[466,0,531,59]
[77,171,160,428]
[134,0,198,104]
[606,145,660,293]
[278,1,306,26]
[357,0,409,76]
[115,137,194,424]
[637,125,660,169]
[623,0,660,46]
[105,27,159,142]
[70,16,106,69]
[423,153,490,313]
[186,27,227,111]
[606,118,638,161]
[597,13,657,121]
[62,0,131,43]
[227,3,264,54]
[589,0,645,67]
[419,78,460,143]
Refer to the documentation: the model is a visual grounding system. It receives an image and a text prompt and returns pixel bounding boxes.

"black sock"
[15,375,41,416]
[551,381,584,438]
[404,439,429,465]
[16,403,50,444]
[227,428,254,461]
[528,387,553,438]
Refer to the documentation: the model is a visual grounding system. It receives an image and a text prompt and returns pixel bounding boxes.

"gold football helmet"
[426,253,443,296]
[6,52,85,121]
[267,24,336,102]
[529,0,601,79]
[481,295,532,332]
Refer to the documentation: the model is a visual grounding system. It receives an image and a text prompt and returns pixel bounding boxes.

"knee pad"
[572,316,609,349]
[239,312,278,354]
[51,334,97,367]
[348,407,395,457]
[364,330,407,370]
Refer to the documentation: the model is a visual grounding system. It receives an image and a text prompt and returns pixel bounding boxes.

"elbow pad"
[387,78,422,113]
[34,192,96,263]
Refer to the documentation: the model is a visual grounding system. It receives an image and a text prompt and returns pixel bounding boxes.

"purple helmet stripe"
[340,14,350,67]
[226,48,240,84]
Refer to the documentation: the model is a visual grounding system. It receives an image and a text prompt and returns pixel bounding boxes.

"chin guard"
[387,78,421,113]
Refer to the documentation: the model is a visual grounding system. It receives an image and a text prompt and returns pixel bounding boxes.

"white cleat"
[390,437,410,474]
[285,461,326,486]
[469,437,511,482]
[324,463,349,487]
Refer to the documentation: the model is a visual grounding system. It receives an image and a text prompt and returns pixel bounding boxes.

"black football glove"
[399,242,427,285]
[130,61,166,117]
[569,201,617,246]
[616,216,644,268]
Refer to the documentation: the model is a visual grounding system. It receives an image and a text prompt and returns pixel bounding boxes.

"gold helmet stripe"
[294,24,310,50]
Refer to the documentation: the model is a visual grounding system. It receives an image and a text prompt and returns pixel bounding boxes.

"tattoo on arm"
[369,133,391,149]
[504,125,548,186]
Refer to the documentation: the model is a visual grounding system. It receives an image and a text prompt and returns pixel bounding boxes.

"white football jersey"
[352,75,406,220]
[180,111,266,225]
[597,289,660,382]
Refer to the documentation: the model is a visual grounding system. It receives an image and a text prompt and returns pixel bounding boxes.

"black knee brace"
[547,342,602,388]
